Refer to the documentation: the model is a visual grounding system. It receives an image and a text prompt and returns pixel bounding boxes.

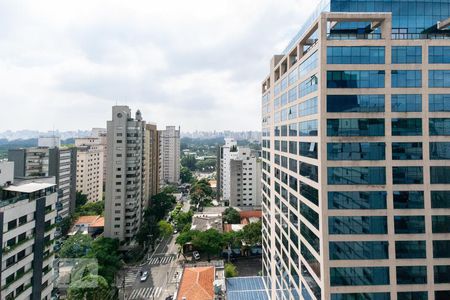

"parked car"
[193,251,200,260]
[165,296,174,300]
[173,229,178,234]
[140,271,149,282]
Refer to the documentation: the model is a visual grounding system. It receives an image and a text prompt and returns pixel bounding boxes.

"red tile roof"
[177,267,215,300]
[239,210,262,219]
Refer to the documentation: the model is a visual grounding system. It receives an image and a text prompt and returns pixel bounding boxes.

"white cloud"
[0,0,318,132]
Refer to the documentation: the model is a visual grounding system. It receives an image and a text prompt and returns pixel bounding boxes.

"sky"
[0,0,318,132]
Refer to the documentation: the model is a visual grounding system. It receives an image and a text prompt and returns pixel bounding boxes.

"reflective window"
[300,181,319,206]
[397,292,427,300]
[431,191,450,208]
[299,75,318,97]
[331,293,390,300]
[433,240,450,258]
[327,95,385,112]
[329,241,388,260]
[327,119,385,136]
[392,167,423,184]
[392,142,423,160]
[288,67,298,85]
[299,142,317,159]
[394,216,425,234]
[328,167,386,185]
[289,123,297,136]
[328,191,387,210]
[300,202,319,230]
[299,162,318,182]
[330,267,390,286]
[436,291,450,300]
[329,216,387,235]
[434,265,450,284]
[327,142,385,160]
[397,266,427,284]
[288,86,297,103]
[430,118,450,136]
[429,94,450,112]
[430,142,450,160]
[392,46,422,64]
[391,94,421,112]
[299,51,318,77]
[395,240,426,259]
[327,70,385,88]
[393,191,424,209]
[298,97,318,116]
[327,46,385,64]
[392,118,422,136]
[301,223,320,254]
[429,70,450,88]
[391,70,422,88]
[301,243,320,278]
[432,216,450,233]
[431,166,450,184]
[429,46,450,64]
[289,141,297,154]
[299,120,318,136]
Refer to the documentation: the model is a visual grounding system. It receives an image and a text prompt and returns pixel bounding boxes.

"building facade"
[261,2,450,300]
[104,106,145,242]
[0,161,14,186]
[159,126,180,186]
[74,137,105,202]
[0,175,57,300]
[219,138,238,202]
[144,123,159,207]
[91,128,107,185]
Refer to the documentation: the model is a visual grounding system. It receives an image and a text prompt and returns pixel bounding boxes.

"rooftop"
[3,182,56,193]
[191,213,223,232]
[177,266,215,300]
[226,276,268,300]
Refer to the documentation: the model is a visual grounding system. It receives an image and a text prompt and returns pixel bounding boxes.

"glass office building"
[261,1,450,299]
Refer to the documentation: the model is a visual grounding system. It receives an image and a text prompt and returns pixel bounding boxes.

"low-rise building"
[191,213,223,233]
[177,265,225,300]
[69,215,104,237]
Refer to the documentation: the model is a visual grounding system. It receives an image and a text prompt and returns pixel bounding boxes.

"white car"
[140,271,149,282]
[193,251,200,260]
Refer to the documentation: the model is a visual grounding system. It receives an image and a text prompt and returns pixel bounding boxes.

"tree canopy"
[223,207,240,224]
[67,274,110,300]
[86,237,122,284]
[224,263,238,278]
[59,234,93,258]
[180,166,194,184]
[192,229,224,260]
[158,220,173,237]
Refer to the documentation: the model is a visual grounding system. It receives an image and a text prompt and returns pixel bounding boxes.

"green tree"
[192,229,224,261]
[76,201,104,216]
[67,274,110,300]
[223,207,241,224]
[224,263,238,278]
[181,154,197,171]
[180,166,194,183]
[86,237,122,284]
[158,220,174,237]
[59,234,93,258]
[162,185,178,194]
[173,210,193,231]
[76,192,88,208]
[195,159,216,172]
[240,221,262,246]
[176,230,199,248]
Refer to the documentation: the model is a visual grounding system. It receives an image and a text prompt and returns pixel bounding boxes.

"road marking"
[123,267,140,287]
[127,287,162,299]
[148,255,176,265]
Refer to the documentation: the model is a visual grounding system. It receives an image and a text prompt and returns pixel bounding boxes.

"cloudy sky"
[0,0,318,132]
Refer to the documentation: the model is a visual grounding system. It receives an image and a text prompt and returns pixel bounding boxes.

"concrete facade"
[0,162,14,186]
[219,138,238,202]
[159,126,180,186]
[144,123,159,207]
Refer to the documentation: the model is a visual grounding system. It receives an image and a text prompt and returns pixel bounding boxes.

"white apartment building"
[0,167,57,300]
[37,136,60,148]
[159,126,180,186]
[91,128,107,184]
[0,161,14,186]
[104,106,145,242]
[74,137,105,202]
[219,138,238,202]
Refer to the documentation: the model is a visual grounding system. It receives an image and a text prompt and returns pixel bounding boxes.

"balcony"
[327,33,382,40]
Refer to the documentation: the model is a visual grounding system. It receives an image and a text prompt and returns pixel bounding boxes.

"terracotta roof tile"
[75,215,100,225]
[177,267,215,300]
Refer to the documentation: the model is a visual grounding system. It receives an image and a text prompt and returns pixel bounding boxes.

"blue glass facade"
[392,46,422,64]
[327,95,385,112]
[327,46,385,64]
[327,71,385,88]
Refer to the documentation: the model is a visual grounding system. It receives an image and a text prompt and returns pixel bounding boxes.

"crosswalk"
[124,267,140,287]
[127,287,162,300]
[148,255,175,265]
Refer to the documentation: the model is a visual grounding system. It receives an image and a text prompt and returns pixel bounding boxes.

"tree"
[180,166,194,184]
[223,208,241,224]
[76,201,104,216]
[59,234,93,258]
[240,221,262,246]
[224,263,238,278]
[181,155,197,171]
[195,159,216,172]
[176,230,199,248]
[86,237,121,284]
[190,179,213,206]
[162,185,178,194]
[67,274,110,300]
[173,210,193,231]
[192,229,224,261]
[158,220,173,237]
[76,192,88,208]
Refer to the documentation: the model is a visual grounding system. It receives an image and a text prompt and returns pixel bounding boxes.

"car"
[173,229,178,234]
[165,296,174,300]
[140,271,149,282]
[193,251,200,260]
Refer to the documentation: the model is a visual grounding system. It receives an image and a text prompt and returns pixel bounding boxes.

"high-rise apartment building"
[159,126,180,186]
[91,128,107,185]
[261,2,450,299]
[0,165,57,300]
[144,123,159,207]
[74,137,105,202]
[104,106,145,242]
[219,138,238,202]
[8,144,77,220]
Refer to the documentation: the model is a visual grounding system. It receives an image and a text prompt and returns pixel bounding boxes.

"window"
[392,118,422,136]
[299,142,317,159]
[327,46,385,64]
[328,191,387,209]
[299,75,318,97]
[392,46,422,64]
[436,291,450,300]
[299,120,318,136]
[327,119,385,136]
[391,70,421,88]
[328,167,386,185]
[288,123,297,136]
[391,94,421,112]
[433,240,450,258]
[288,87,297,102]
[432,216,450,233]
[395,240,426,259]
[434,265,450,284]
[327,142,385,160]
[393,191,424,209]
[327,95,384,113]
[429,94,450,112]
[431,166,450,184]
[329,241,388,260]
[300,223,320,253]
[429,46,450,63]
[397,266,427,284]
[299,162,318,182]
[394,216,425,234]
[299,51,318,77]
[430,118,450,136]
[429,70,450,88]
[331,293,390,300]
[327,70,385,88]
[330,267,390,286]
[300,181,319,206]
[392,142,422,160]
[430,142,450,159]
[392,167,423,184]
[328,216,387,234]
[298,97,318,116]
[300,203,319,229]
[431,191,450,208]
[397,292,427,300]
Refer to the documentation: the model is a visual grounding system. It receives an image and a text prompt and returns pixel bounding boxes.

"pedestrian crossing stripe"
[148,255,175,265]
[127,287,162,299]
